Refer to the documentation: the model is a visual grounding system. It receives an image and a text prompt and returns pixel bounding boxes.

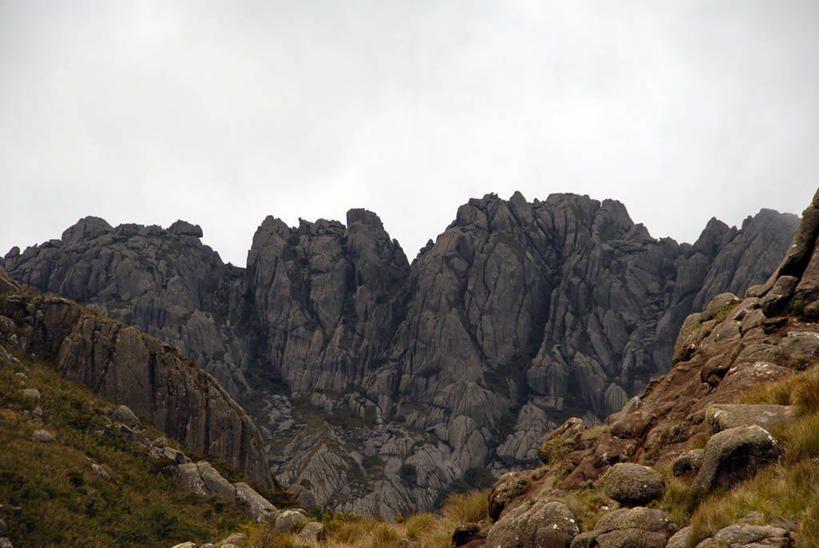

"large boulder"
[111,405,141,428]
[486,499,580,548]
[274,509,309,534]
[196,461,236,501]
[705,404,796,434]
[234,482,276,521]
[488,471,531,520]
[599,463,665,506]
[694,523,793,548]
[693,425,783,491]
[571,507,677,548]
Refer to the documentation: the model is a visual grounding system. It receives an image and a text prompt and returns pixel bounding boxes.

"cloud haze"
[1,1,817,265]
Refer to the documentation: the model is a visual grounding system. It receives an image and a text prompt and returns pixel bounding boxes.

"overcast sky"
[1,1,818,266]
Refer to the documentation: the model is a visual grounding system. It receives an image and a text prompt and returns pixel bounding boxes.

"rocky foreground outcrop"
[0,276,272,487]
[469,189,819,547]
[1,193,799,515]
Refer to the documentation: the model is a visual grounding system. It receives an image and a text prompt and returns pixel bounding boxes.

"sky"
[1,1,818,266]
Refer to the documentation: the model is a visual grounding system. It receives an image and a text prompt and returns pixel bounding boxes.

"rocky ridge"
[463,189,819,547]
[0,274,271,487]
[1,193,799,516]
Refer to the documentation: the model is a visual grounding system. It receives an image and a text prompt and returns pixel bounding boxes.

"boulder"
[705,404,796,434]
[488,471,531,520]
[111,405,141,428]
[666,525,694,548]
[176,463,208,496]
[218,532,247,546]
[760,275,799,317]
[91,464,112,482]
[196,461,236,501]
[599,463,665,505]
[291,485,324,512]
[672,449,704,476]
[274,509,309,534]
[20,388,40,401]
[486,499,579,548]
[297,521,324,542]
[169,543,196,548]
[693,425,784,491]
[234,482,276,521]
[694,523,793,548]
[32,429,54,443]
[571,507,677,548]
[593,507,677,536]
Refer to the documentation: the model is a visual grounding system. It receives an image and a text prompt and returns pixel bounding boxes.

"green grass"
[0,352,249,547]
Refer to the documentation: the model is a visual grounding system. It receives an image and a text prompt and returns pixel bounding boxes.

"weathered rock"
[291,485,324,512]
[672,449,704,476]
[177,463,208,496]
[20,388,40,401]
[274,509,309,534]
[196,461,236,502]
[32,429,54,442]
[297,521,324,542]
[488,471,531,521]
[234,482,276,521]
[452,523,482,546]
[0,292,272,487]
[693,425,784,491]
[571,507,676,548]
[666,525,694,548]
[705,404,796,434]
[760,275,799,316]
[169,543,196,548]
[91,463,111,482]
[694,523,793,548]
[599,463,665,506]
[111,405,141,428]
[0,537,12,548]
[1,196,797,515]
[539,418,587,464]
[218,532,247,546]
[486,499,580,548]
[594,507,677,536]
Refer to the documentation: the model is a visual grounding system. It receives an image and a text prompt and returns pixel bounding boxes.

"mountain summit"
[2,192,799,516]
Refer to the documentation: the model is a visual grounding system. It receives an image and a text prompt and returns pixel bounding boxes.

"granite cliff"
[0,269,272,487]
[1,192,799,516]
[461,189,819,548]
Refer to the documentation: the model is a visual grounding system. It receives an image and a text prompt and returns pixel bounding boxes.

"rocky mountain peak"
[167,219,204,238]
[1,193,800,517]
[61,215,114,244]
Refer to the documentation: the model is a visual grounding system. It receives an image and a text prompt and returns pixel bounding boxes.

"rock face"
[570,507,677,548]
[485,499,580,548]
[693,424,784,491]
[0,292,271,487]
[1,193,798,515]
[599,463,665,506]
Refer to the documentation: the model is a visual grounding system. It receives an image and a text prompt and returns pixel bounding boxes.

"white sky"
[1,1,817,266]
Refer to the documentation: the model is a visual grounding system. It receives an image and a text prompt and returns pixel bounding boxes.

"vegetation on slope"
[0,350,250,547]
[685,369,819,546]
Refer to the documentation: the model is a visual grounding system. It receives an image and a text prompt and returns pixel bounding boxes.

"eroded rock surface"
[2,194,797,514]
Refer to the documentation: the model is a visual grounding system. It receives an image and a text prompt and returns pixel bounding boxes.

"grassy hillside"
[0,349,251,547]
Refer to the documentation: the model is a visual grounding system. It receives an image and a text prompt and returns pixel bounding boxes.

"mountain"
[1,192,799,517]
[0,267,271,488]
[453,189,819,548]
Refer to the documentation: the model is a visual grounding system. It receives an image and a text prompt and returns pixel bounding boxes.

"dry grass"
[689,369,819,547]
[245,489,490,548]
